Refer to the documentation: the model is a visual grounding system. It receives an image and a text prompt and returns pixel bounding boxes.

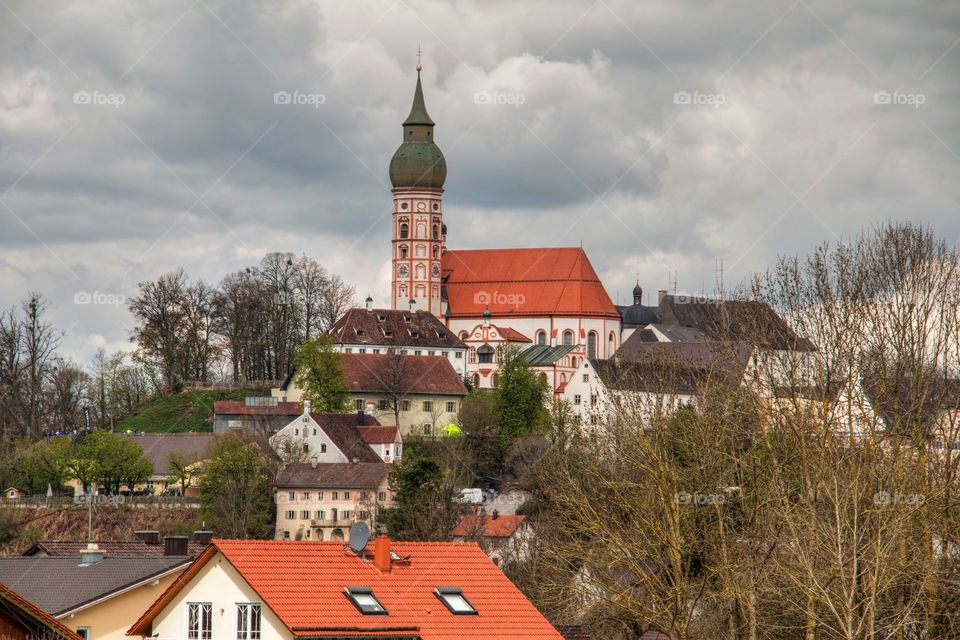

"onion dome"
[389,68,446,189]
[632,283,643,305]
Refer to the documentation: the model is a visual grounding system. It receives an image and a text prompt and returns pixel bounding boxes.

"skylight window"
[345,587,388,615]
[434,587,477,615]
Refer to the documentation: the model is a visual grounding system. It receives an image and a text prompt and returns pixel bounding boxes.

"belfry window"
[400,223,409,239]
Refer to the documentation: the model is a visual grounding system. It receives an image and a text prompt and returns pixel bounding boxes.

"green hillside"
[116,389,263,433]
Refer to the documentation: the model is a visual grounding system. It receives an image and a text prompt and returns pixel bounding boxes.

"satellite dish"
[348,521,370,554]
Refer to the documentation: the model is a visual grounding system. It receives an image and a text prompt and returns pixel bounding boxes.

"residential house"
[452,513,532,567]
[274,353,467,437]
[212,398,302,434]
[0,581,80,640]
[274,462,392,542]
[328,303,468,376]
[128,536,564,639]
[117,433,219,495]
[0,545,191,640]
[3,487,26,501]
[268,401,401,464]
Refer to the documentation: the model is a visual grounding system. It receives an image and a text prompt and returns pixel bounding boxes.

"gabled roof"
[493,326,532,343]
[213,401,302,416]
[0,556,191,617]
[276,462,390,489]
[0,581,81,640]
[130,540,563,639]
[330,308,466,349]
[521,344,578,366]
[305,413,383,463]
[358,425,401,444]
[442,248,620,320]
[341,353,468,396]
[23,540,206,558]
[117,433,218,475]
[596,341,752,394]
[452,515,527,538]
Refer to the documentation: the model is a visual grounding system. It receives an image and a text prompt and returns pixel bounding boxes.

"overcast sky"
[1,0,957,366]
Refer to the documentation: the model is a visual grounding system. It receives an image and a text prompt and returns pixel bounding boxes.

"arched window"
[432,224,439,240]
[608,331,616,354]
[432,246,438,258]
[540,372,548,383]
[399,246,408,259]
[536,330,546,345]
[469,347,476,363]
[587,331,598,359]
[472,373,480,388]
[399,223,409,239]
[495,346,502,361]
[492,374,499,388]
[562,330,574,345]
[478,344,495,363]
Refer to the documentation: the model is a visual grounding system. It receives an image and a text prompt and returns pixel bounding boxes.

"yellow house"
[0,546,192,640]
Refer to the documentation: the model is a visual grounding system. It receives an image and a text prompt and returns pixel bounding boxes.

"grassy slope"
[116,389,263,433]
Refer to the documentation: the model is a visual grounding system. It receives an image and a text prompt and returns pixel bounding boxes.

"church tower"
[388,64,446,316]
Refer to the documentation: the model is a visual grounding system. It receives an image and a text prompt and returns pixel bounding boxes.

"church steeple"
[403,70,435,126]
[389,63,446,189]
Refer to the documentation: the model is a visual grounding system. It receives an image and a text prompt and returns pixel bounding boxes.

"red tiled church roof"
[129,540,563,639]
[442,248,619,320]
[493,326,532,343]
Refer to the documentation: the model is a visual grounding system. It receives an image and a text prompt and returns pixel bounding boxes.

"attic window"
[383,329,393,337]
[434,587,477,615]
[438,332,446,339]
[356,328,364,336]
[377,314,386,321]
[409,330,419,338]
[403,315,412,323]
[345,587,388,615]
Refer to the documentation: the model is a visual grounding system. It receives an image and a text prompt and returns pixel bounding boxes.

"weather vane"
[417,45,422,71]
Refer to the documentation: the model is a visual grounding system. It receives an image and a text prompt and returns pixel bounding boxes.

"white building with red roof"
[128,536,564,640]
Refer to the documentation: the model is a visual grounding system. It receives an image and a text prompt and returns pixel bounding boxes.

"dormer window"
[377,314,386,321]
[403,315,412,323]
[438,332,446,339]
[345,587,388,615]
[409,330,419,338]
[383,329,393,337]
[356,328,364,336]
[434,587,477,615]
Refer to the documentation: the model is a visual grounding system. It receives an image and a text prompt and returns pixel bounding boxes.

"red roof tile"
[341,353,467,396]
[493,326,532,343]
[442,248,619,320]
[130,540,562,640]
[358,425,400,444]
[452,515,527,538]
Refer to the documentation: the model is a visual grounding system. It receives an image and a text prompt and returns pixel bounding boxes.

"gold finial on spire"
[416,45,422,71]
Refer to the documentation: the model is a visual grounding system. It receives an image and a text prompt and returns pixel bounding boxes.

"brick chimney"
[658,289,668,304]
[135,530,160,545]
[164,536,189,556]
[373,535,391,573]
[194,530,214,545]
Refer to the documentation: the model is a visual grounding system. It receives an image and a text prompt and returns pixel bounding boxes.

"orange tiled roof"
[493,326,532,343]
[130,540,562,639]
[442,248,619,320]
[452,515,527,538]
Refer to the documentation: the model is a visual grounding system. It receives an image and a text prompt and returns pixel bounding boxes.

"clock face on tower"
[396,263,409,278]
[431,263,441,278]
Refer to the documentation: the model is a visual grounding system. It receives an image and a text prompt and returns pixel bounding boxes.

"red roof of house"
[129,539,562,639]
[493,326,532,343]
[341,353,468,396]
[442,248,619,320]
[213,401,302,416]
[452,515,527,538]
[358,425,400,444]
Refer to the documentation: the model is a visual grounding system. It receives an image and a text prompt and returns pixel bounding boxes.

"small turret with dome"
[389,63,446,189]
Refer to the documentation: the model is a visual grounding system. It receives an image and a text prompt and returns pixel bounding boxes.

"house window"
[591,395,597,405]
[301,510,310,519]
[288,491,296,501]
[294,428,299,436]
[315,510,324,519]
[469,348,476,363]
[187,603,212,640]
[286,510,295,519]
[358,510,368,519]
[423,401,433,412]
[455,352,462,358]
[344,587,388,615]
[359,348,366,353]
[574,394,581,405]
[378,491,387,501]
[492,374,499,387]
[423,423,432,434]
[355,399,363,410]
[283,530,290,539]
[472,374,480,388]
[435,587,478,615]
[344,491,351,499]
[76,629,91,640]
[446,401,455,413]
[379,399,389,411]
[583,374,589,382]
[536,330,546,345]
[318,490,324,500]
[563,330,574,345]
[414,349,422,355]
[345,348,352,353]
[332,491,339,500]
[236,603,261,640]
[373,349,380,354]
[342,510,351,519]
[477,344,494,363]
[302,492,310,500]
[313,428,317,436]
[588,331,597,359]
[428,350,435,356]
[401,400,410,411]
